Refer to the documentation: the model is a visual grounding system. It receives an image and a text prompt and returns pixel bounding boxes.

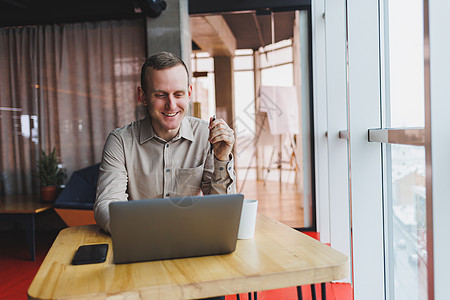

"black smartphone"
[71,244,108,265]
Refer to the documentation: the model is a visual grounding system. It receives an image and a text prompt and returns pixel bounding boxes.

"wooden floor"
[237,179,304,228]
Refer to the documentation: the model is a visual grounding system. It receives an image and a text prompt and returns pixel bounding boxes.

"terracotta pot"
[40,185,57,202]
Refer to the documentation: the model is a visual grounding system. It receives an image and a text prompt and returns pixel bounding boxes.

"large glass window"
[387,145,427,300]
[233,40,303,228]
[191,52,216,121]
[382,0,428,298]
[191,12,312,229]
[385,0,424,127]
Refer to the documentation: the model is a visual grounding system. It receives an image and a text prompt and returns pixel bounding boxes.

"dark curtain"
[0,19,147,195]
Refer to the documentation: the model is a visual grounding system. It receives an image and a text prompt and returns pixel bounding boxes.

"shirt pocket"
[175,164,204,197]
[129,170,163,200]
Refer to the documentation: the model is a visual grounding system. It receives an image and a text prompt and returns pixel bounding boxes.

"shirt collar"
[139,115,195,144]
[177,116,195,142]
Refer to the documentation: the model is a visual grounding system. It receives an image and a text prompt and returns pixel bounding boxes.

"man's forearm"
[203,154,236,195]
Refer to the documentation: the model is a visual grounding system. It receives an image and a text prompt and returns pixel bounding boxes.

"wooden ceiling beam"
[190,15,236,56]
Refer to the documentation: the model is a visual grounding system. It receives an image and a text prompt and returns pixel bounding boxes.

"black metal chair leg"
[310,284,317,300]
[236,283,325,300]
[296,286,303,300]
[321,283,327,300]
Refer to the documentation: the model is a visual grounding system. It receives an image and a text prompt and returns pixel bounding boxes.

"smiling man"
[94,52,236,234]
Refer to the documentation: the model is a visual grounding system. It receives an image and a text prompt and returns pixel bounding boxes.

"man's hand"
[209,117,235,161]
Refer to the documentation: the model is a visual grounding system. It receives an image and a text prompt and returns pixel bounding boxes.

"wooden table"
[28,214,349,299]
[0,194,53,261]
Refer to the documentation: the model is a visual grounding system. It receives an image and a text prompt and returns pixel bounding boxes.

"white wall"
[311,0,351,283]
[346,0,385,298]
[311,0,330,244]
[324,0,351,283]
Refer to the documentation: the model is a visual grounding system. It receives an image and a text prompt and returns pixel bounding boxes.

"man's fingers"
[209,121,233,138]
[210,127,233,139]
[210,132,235,145]
[208,118,235,161]
[210,130,235,145]
[208,118,235,154]
[208,118,230,130]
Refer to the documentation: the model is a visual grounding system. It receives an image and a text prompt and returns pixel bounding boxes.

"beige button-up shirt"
[94,115,236,233]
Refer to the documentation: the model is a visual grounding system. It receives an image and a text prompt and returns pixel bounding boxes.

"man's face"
[140,65,191,141]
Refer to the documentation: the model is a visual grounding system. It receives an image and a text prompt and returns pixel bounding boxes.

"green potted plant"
[37,148,66,202]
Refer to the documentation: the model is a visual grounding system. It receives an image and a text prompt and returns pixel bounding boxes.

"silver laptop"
[109,194,244,264]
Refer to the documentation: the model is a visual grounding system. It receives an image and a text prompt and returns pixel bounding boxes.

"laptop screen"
[109,194,244,264]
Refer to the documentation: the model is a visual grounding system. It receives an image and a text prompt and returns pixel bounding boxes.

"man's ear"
[188,84,193,102]
[137,86,147,105]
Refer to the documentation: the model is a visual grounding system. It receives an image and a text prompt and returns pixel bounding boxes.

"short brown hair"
[140,51,190,93]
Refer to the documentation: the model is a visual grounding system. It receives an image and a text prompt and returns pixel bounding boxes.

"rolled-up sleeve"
[201,152,236,195]
[94,131,128,233]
